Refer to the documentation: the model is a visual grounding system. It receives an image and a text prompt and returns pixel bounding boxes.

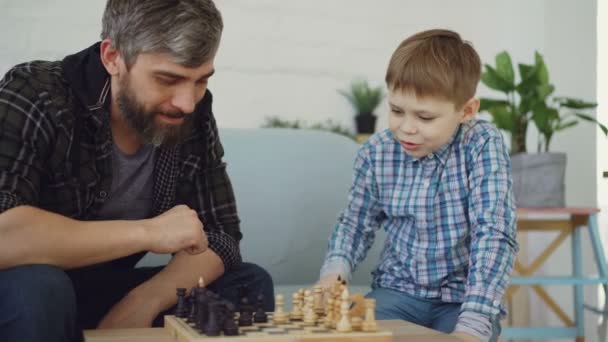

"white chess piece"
[313,285,324,316]
[303,290,317,326]
[362,298,378,332]
[336,288,352,332]
[324,297,334,328]
[273,294,289,324]
[290,292,303,320]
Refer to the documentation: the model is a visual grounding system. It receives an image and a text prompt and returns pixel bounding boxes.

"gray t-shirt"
[95,143,157,220]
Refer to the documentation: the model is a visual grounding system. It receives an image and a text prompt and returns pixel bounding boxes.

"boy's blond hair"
[385,29,481,109]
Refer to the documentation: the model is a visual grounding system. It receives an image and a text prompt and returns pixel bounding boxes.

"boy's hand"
[316,274,344,290]
[450,332,481,342]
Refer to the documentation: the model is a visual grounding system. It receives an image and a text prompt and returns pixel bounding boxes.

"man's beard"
[116,80,194,147]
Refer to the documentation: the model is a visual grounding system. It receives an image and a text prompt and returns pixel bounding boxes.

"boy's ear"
[460,97,479,123]
[99,39,124,76]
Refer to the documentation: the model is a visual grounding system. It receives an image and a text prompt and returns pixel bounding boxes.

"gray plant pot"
[510,152,566,208]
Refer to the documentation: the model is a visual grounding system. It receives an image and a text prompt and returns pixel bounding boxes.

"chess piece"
[187,288,198,324]
[238,297,253,326]
[298,288,306,312]
[313,285,324,316]
[336,288,352,332]
[273,294,289,324]
[175,288,188,318]
[222,302,239,336]
[203,302,221,336]
[324,297,334,329]
[196,289,210,332]
[253,293,268,323]
[290,292,303,320]
[351,317,363,331]
[303,290,316,326]
[362,298,378,332]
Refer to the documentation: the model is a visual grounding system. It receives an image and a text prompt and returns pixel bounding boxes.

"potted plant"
[339,79,385,134]
[480,51,606,207]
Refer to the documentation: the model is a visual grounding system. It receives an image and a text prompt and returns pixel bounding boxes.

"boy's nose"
[400,120,418,134]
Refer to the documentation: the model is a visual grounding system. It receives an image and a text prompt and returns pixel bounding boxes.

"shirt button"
[493,300,500,306]
[428,153,434,159]
[98,191,107,199]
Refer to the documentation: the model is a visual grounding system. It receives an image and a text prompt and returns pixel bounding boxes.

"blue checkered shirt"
[321,119,518,317]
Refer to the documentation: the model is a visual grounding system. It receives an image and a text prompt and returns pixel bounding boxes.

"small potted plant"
[480,51,606,207]
[339,79,385,134]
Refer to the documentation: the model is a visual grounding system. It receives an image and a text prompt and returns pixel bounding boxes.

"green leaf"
[487,105,516,132]
[479,98,510,112]
[481,65,515,92]
[536,84,555,101]
[555,97,598,109]
[516,63,540,96]
[555,120,578,131]
[575,113,608,136]
[339,80,385,114]
[532,105,559,136]
[534,51,550,85]
[495,51,515,86]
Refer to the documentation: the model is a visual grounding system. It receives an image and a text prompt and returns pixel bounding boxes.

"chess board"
[164,314,393,342]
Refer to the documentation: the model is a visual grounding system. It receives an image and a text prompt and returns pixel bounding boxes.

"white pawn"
[273,294,289,324]
[313,285,324,316]
[303,290,317,326]
[290,292,303,320]
[324,297,334,328]
[362,298,378,332]
[336,288,352,332]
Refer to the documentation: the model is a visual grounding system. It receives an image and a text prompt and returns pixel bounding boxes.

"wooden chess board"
[164,314,393,342]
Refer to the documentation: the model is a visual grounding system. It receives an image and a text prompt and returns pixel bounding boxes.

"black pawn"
[204,302,222,336]
[222,302,239,336]
[253,293,268,323]
[238,297,253,326]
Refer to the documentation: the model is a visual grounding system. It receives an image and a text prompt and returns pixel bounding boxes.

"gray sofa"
[138,128,385,304]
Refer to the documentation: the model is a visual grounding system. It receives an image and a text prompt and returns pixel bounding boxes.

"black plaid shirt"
[0,43,242,270]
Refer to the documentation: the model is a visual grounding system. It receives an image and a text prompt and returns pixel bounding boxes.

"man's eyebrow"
[153,69,215,82]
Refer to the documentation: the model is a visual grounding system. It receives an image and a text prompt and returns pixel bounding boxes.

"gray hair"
[101,0,223,68]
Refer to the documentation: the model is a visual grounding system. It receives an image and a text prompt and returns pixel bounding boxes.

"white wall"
[0,0,602,340]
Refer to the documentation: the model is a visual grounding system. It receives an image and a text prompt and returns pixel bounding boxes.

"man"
[0,1,273,341]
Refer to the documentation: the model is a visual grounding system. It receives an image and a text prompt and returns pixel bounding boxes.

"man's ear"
[460,97,479,123]
[99,39,123,76]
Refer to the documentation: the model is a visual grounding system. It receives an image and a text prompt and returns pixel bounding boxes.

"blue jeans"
[0,262,274,342]
[366,288,501,341]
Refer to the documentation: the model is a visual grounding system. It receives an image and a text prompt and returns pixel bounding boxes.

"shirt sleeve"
[190,105,243,271]
[320,145,384,280]
[0,65,51,213]
[461,133,518,317]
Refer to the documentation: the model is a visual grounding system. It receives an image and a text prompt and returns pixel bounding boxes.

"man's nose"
[171,86,200,114]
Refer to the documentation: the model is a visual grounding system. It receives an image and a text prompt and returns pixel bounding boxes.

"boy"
[318,29,517,342]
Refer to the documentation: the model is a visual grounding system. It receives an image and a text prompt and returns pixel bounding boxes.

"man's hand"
[450,332,481,342]
[143,205,208,255]
[97,287,161,329]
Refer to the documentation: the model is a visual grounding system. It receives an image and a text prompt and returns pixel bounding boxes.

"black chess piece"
[196,289,210,332]
[187,288,199,323]
[222,302,239,336]
[253,293,268,323]
[203,302,222,336]
[175,288,188,318]
[238,297,253,326]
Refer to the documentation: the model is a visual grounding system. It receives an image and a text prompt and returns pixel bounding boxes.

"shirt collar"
[61,42,110,129]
